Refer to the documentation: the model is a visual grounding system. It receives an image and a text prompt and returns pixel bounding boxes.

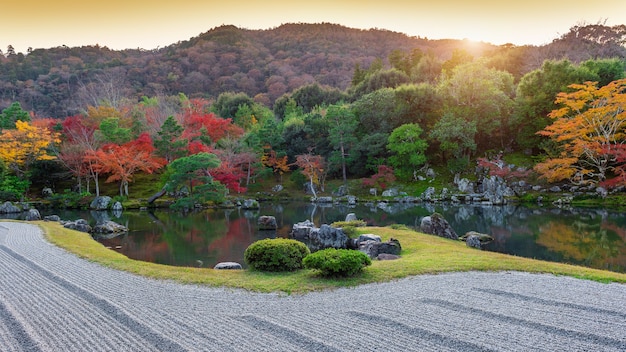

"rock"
[332,185,348,197]
[426,168,436,179]
[421,187,436,201]
[382,188,399,197]
[258,216,277,230]
[313,196,333,203]
[63,219,92,233]
[44,215,61,222]
[289,222,348,252]
[420,213,458,240]
[465,235,482,249]
[549,186,562,193]
[345,213,358,222]
[532,185,543,191]
[90,196,112,210]
[359,238,401,259]
[596,187,608,199]
[377,253,401,260]
[347,195,357,205]
[356,234,381,244]
[369,188,377,196]
[459,231,494,243]
[272,184,284,193]
[0,202,21,214]
[92,220,128,234]
[41,187,54,197]
[112,202,123,211]
[25,209,41,221]
[456,178,474,194]
[482,176,514,205]
[214,262,243,270]
[242,199,260,209]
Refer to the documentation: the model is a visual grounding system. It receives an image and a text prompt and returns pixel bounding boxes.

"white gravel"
[1,221,625,351]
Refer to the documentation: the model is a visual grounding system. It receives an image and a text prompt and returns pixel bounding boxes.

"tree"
[154,115,186,162]
[0,102,30,130]
[85,133,165,196]
[387,124,428,180]
[326,104,357,183]
[534,79,626,187]
[96,117,132,144]
[0,120,60,178]
[429,112,477,173]
[164,152,226,209]
[261,146,289,182]
[294,151,326,198]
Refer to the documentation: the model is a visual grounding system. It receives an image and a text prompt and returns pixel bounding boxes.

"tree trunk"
[148,187,167,204]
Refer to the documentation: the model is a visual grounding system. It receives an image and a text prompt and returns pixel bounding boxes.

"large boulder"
[420,213,458,240]
[381,188,399,197]
[258,216,277,230]
[92,220,128,235]
[465,235,482,249]
[459,231,494,244]
[214,262,243,270]
[0,202,21,214]
[24,209,41,221]
[345,213,358,222]
[289,221,348,252]
[90,196,112,210]
[482,176,514,205]
[44,215,61,222]
[456,178,475,194]
[242,199,260,210]
[359,238,402,259]
[63,219,92,233]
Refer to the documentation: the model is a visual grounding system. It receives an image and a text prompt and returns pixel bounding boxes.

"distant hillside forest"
[1,22,625,118]
[1,22,626,202]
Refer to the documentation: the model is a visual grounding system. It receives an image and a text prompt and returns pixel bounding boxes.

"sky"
[3,0,626,54]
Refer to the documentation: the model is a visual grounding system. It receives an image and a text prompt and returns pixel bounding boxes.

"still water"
[41,202,626,273]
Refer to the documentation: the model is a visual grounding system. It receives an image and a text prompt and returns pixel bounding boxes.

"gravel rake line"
[0,244,188,352]
[422,298,626,351]
[237,315,343,352]
[474,288,626,320]
[347,311,498,352]
[0,297,43,352]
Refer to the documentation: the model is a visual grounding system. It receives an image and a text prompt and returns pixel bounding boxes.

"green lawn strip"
[37,221,626,293]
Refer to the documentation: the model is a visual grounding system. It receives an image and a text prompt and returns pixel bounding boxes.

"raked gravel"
[0,221,624,351]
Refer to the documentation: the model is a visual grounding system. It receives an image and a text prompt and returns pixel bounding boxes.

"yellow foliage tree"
[534,79,626,186]
[0,120,61,176]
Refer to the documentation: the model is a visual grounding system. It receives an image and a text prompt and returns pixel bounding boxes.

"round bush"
[244,238,310,272]
[303,248,372,277]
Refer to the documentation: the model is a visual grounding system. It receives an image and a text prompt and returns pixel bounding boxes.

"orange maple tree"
[294,151,326,198]
[85,133,165,196]
[534,79,626,187]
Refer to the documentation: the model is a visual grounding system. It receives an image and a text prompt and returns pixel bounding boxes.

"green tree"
[164,153,226,209]
[154,116,187,162]
[429,112,477,172]
[95,117,132,145]
[326,104,358,183]
[0,102,30,130]
[212,92,254,118]
[387,124,428,180]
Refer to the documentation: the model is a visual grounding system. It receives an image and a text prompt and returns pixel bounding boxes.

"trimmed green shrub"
[303,248,372,277]
[244,238,310,272]
[331,220,367,238]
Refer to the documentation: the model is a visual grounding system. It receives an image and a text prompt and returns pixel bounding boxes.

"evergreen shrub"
[303,248,372,277]
[244,238,310,272]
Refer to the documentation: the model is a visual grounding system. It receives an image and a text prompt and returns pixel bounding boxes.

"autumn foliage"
[534,79,626,187]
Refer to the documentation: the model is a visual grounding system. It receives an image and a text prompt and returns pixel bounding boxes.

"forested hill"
[1,22,625,117]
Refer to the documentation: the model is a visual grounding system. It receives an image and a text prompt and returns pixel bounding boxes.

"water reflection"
[30,202,625,272]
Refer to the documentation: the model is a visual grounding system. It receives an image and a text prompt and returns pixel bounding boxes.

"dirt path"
[1,222,624,351]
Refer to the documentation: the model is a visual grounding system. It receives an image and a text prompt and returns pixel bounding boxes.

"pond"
[36,201,626,273]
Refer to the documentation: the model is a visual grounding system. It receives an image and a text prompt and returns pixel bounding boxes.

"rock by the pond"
[42,187,54,197]
[112,202,123,211]
[347,195,357,205]
[313,196,333,203]
[345,213,358,222]
[272,184,284,193]
[44,215,61,222]
[420,213,458,240]
[459,231,494,243]
[377,253,401,260]
[258,215,277,230]
[359,238,401,259]
[332,185,348,197]
[214,262,243,270]
[0,201,21,214]
[465,235,482,249]
[289,221,348,252]
[381,188,399,197]
[456,178,474,194]
[242,199,260,209]
[25,209,41,221]
[90,196,112,210]
[63,219,92,233]
[92,220,128,234]
[356,234,381,244]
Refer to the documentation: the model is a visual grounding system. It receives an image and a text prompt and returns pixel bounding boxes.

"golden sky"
[3,0,626,54]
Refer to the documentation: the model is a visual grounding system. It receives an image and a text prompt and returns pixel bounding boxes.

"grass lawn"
[38,221,626,294]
